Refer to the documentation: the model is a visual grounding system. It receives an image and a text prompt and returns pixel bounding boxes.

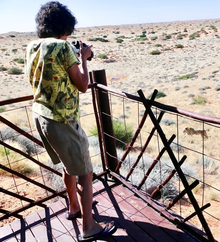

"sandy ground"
[1,19,220,240]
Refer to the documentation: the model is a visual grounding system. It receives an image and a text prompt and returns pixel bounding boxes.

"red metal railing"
[0,69,219,241]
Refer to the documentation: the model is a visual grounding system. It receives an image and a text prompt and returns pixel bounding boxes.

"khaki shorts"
[33,113,93,176]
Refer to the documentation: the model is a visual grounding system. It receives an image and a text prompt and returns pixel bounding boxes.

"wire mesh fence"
[0,79,220,240]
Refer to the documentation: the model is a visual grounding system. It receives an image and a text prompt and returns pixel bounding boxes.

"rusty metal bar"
[94,84,220,125]
[0,140,62,176]
[0,208,22,219]
[137,134,176,190]
[92,69,118,172]
[150,155,186,198]
[138,89,215,242]
[0,95,33,106]
[183,203,211,222]
[166,180,199,210]
[0,116,43,147]
[0,187,35,204]
[115,110,148,172]
[125,111,164,181]
[115,89,158,172]
[89,72,107,174]
[0,189,67,221]
[0,163,62,195]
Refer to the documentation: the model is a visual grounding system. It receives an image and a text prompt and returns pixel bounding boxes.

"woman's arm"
[68,41,92,93]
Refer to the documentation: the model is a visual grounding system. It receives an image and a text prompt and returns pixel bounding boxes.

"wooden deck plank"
[93,199,135,242]
[93,183,154,241]
[0,224,17,242]
[0,179,207,242]
[8,217,39,242]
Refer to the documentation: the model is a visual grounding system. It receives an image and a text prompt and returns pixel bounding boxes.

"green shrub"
[155,44,162,47]
[14,58,24,64]
[116,38,124,43]
[148,91,166,99]
[177,34,187,39]
[7,67,22,74]
[192,96,207,105]
[163,34,171,40]
[134,37,148,41]
[0,107,6,112]
[149,50,161,55]
[88,37,109,42]
[151,36,157,41]
[90,120,133,150]
[140,31,147,38]
[97,54,108,59]
[178,73,195,80]
[189,32,200,40]
[210,25,218,32]
[0,146,10,156]
[175,44,184,48]
[12,49,18,53]
[0,66,7,71]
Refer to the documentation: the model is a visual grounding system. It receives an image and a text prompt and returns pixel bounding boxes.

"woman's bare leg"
[77,170,102,237]
[63,170,80,215]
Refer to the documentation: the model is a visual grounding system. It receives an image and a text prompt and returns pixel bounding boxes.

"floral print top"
[25,38,80,124]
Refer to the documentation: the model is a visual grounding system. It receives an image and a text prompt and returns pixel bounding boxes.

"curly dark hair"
[35,1,77,38]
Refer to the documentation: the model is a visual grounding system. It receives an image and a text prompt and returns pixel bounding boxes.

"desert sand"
[1,19,220,116]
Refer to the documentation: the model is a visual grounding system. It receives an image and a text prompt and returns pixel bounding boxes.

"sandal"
[65,200,98,220]
[78,221,117,242]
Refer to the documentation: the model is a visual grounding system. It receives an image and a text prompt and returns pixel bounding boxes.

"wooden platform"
[0,179,201,242]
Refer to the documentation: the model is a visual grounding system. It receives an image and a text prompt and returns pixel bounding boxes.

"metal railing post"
[92,69,118,172]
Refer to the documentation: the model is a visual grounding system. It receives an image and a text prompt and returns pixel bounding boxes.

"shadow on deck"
[0,177,205,242]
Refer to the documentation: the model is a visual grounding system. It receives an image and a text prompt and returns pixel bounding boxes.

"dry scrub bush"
[0,140,37,175]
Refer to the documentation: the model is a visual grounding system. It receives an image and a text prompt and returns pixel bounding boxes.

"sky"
[0,0,220,34]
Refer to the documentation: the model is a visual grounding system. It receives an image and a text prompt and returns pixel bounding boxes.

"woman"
[25,1,116,241]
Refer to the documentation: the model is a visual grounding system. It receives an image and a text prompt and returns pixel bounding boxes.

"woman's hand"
[79,41,93,61]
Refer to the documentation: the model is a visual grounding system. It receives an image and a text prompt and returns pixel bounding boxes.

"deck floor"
[0,178,200,242]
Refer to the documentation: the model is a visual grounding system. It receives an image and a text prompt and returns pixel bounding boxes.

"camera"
[71,40,94,61]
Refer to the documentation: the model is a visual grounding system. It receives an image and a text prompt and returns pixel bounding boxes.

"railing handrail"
[1,84,220,125]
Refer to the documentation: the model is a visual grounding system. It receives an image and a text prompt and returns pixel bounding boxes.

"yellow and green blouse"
[25,38,80,124]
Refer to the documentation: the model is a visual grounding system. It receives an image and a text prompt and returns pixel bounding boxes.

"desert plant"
[12,49,18,54]
[149,50,161,55]
[0,107,6,112]
[178,73,196,80]
[97,54,108,59]
[189,32,200,40]
[155,44,162,47]
[88,37,109,42]
[140,31,146,38]
[134,37,148,41]
[90,120,133,150]
[163,34,171,40]
[210,25,218,32]
[148,91,166,99]
[192,95,207,105]
[7,67,22,74]
[116,38,123,43]
[175,44,184,48]
[14,58,25,64]
[151,36,157,41]
[161,118,176,126]
[0,66,7,71]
